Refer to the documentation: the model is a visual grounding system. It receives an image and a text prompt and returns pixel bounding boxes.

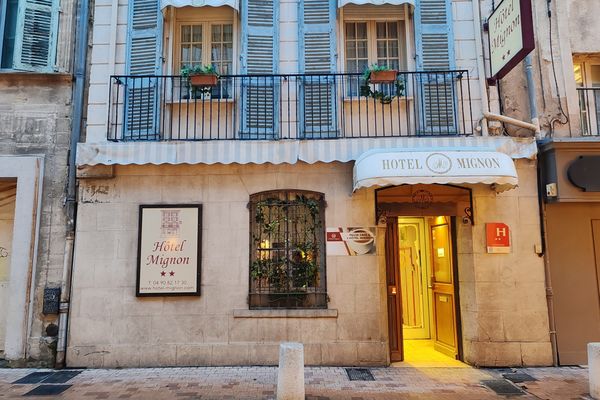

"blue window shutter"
[240,0,279,138]
[298,0,338,138]
[124,0,163,140]
[415,0,458,134]
[13,0,60,72]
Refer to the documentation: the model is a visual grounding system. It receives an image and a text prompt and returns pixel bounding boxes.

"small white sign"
[326,227,376,256]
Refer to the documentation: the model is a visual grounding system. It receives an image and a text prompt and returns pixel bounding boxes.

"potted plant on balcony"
[180,64,219,87]
[360,64,405,104]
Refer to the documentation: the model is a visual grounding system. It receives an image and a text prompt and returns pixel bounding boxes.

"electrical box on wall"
[42,287,61,315]
[546,183,558,198]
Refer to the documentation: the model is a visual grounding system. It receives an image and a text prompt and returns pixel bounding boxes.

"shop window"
[248,190,327,309]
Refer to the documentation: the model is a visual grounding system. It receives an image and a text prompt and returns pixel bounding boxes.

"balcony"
[107,71,474,141]
[577,87,600,136]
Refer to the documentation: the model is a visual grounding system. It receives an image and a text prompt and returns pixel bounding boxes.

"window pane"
[357,40,368,58]
[211,45,221,63]
[346,41,356,59]
[356,23,367,39]
[211,24,222,42]
[377,41,387,58]
[181,25,191,43]
[376,22,386,39]
[346,23,355,39]
[192,44,202,63]
[192,25,202,42]
[574,64,584,87]
[180,45,190,65]
[223,24,233,42]
[592,65,600,87]
[388,22,398,39]
[224,43,233,61]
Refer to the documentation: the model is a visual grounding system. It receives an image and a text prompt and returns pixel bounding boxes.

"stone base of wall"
[67,342,389,368]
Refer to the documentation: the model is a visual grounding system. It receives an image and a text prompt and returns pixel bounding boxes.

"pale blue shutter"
[415,0,457,135]
[240,0,279,139]
[124,0,163,140]
[13,0,59,72]
[298,0,337,139]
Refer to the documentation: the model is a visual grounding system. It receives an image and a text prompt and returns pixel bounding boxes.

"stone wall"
[0,74,73,365]
[67,162,388,367]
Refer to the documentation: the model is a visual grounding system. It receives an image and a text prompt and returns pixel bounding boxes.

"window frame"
[574,57,600,136]
[344,20,406,73]
[247,190,328,310]
[170,6,237,76]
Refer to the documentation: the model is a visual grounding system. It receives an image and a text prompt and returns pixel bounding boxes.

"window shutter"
[240,0,279,138]
[298,0,338,138]
[13,0,59,72]
[415,0,457,134]
[124,0,163,140]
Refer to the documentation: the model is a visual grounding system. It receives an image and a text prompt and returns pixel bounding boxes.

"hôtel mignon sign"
[136,204,201,296]
[488,0,534,80]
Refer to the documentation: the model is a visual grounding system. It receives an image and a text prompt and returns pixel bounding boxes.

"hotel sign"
[486,222,511,253]
[488,0,534,80]
[136,204,202,297]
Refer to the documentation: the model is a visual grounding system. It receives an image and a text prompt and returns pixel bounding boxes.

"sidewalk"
[0,365,591,399]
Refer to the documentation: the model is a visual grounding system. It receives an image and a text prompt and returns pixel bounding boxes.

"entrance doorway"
[385,215,462,364]
[0,179,17,357]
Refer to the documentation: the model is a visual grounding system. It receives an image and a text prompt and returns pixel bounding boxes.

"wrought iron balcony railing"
[577,87,600,136]
[107,71,474,141]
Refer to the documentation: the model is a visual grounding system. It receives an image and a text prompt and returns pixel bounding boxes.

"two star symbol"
[160,271,175,277]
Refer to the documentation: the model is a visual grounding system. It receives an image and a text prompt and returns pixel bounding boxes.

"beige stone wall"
[67,159,552,367]
[67,162,388,367]
[458,158,552,366]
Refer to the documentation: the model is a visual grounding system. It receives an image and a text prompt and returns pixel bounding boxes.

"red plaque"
[486,223,511,253]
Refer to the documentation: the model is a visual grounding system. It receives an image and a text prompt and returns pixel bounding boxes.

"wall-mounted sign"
[486,222,511,254]
[326,227,376,256]
[136,205,202,296]
[567,155,600,192]
[354,149,519,191]
[488,0,535,80]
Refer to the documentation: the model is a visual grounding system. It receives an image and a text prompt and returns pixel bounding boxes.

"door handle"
[389,286,397,295]
[428,276,434,289]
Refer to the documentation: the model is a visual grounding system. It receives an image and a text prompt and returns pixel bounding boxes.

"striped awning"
[338,0,415,7]
[76,137,537,167]
[160,0,239,10]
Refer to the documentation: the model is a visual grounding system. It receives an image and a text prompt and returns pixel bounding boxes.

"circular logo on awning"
[426,153,452,174]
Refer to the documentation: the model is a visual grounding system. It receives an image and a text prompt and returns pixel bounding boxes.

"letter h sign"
[486,222,511,254]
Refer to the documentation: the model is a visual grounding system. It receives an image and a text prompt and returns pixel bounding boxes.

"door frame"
[385,215,464,362]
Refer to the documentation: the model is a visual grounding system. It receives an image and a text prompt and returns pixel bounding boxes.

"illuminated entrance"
[377,185,468,363]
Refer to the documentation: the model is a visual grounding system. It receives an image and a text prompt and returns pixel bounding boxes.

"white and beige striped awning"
[76,137,537,166]
[338,0,415,7]
[160,0,239,10]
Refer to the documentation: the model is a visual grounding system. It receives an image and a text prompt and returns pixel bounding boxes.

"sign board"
[354,150,518,191]
[486,222,511,253]
[488,0,534,80]
[136,205,202,296]
[326,227,376,256]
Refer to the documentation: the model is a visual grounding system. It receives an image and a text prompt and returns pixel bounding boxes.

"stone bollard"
[277,342,305,400]
[589,343,600,399]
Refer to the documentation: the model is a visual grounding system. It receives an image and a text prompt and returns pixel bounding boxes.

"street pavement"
[0,365,591,399]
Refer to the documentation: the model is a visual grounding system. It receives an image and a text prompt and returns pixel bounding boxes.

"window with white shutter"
[298,0,338,138]
[124,0,163,140]
[0,0,59,72]
[415,0,457,134]
[240,0,279,139]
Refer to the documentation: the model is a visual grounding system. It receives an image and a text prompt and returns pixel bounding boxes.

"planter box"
[369,70,398,83]
[189,73,218,87]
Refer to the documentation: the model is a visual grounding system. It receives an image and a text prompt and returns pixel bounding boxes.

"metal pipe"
[483,111,540,133]
[472,0,490,136]
[524,54,541,136]
[56,0,90,369]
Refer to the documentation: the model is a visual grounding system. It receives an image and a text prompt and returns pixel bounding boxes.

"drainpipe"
[472,0,490,136]
[524,54,541,135]
[55,0,89,369]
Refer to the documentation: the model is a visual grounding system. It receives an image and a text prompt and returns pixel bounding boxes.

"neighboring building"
[0,0,82,366]
[537,0,600,365]
[68,0,553,368]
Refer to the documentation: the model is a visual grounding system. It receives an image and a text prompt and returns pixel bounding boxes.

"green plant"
[360,64,405,104]
[180,64,219,78]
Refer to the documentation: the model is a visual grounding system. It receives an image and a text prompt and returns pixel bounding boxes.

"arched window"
[248,190,327,309]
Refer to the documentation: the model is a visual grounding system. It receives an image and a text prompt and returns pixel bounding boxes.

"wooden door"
[430,220,458,358]
[385,217,403,362]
